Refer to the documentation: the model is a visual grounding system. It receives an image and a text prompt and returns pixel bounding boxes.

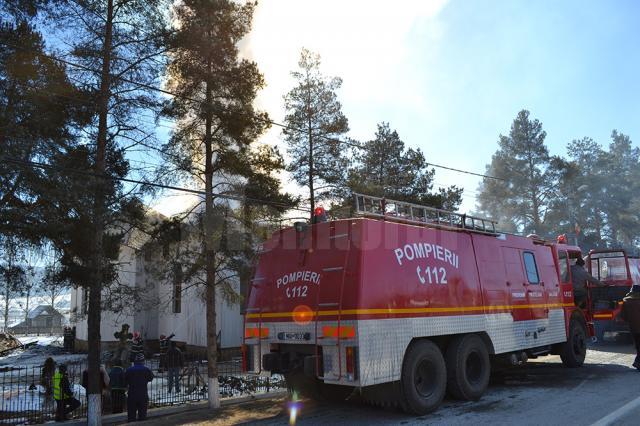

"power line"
[0,39,505,183]
[0,156,309,213]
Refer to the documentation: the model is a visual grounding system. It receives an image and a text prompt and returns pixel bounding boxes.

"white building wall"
[70,242,243,349]
[70,245,138,342]
[70,288,136,343]
[155,277,242,349]
[218,281,243,348]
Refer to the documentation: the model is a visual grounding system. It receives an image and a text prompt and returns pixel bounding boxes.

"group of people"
[41,354,155,422]
[40,359,83,421]
[112,324,146,367]
[40,331,185,422]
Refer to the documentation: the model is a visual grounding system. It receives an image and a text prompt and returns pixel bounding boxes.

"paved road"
[253,337,640,426]
[135,336,640,426]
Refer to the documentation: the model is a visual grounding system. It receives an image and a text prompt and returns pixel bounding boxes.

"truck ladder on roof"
[353,192,498,235]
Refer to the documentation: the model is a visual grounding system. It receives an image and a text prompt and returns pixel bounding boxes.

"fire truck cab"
[586,249,638,341]
[243,193,595,415]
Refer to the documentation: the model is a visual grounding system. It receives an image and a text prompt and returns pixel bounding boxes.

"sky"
[154,0,640,216]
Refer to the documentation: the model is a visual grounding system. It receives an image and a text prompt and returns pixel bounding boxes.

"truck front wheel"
[400,340,447,415]
[560,318,587,367]
[445,334,490,400]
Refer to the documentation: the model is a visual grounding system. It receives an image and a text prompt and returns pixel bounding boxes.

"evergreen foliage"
[158,0,293,408]
[346,122,462,212]
[0,21,90,241]
[479,111,640,252]
[283,49,349,217]
[478,110,557,235]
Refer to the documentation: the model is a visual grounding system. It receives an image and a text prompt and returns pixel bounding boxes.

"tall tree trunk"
[204,79,220,409]
[308,125,314,221]
[532,195,541,233]
[527,155,542,234]
[241,202,251,308]
[87,1,113,424]
[3,246,15,332]
[3,287,9,332]
[24,290,30,322]
[595,208,603,242]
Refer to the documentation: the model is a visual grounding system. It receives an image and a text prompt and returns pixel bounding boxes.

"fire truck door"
[522,251,548,320]
[313,222,351,329]
[502,247,532,321]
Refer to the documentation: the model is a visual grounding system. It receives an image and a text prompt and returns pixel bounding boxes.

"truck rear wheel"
[560,318,587,368]
[445,334,490,400]
[400,340,447,415]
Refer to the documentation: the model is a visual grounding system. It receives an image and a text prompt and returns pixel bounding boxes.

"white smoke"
[242,0,449,139]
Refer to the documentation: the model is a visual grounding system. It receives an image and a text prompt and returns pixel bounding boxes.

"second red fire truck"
[587,249,639,340]
[243,193,612,414]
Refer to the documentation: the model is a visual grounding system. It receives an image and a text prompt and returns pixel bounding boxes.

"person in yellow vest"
[53,365,81,421]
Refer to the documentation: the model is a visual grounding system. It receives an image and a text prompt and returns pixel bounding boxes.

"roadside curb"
[55,390,288,425]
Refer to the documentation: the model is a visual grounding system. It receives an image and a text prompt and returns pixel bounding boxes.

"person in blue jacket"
[125,352,154,421]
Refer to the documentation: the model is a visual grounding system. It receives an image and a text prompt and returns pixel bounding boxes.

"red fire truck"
[587,249,639,340]
[243,193,599,414]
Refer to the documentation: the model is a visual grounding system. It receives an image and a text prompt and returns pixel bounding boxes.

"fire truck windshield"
[590,254,628,281]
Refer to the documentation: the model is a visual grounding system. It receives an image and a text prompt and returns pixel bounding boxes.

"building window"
[523,252,540,284]
[81,289,89,315]
[173,282,182,313]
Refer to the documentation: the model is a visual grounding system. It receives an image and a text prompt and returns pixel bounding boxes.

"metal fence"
[0,356,285,425]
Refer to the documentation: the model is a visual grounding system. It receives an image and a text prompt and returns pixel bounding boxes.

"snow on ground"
[1,384,85,415]
[16,335,62,346]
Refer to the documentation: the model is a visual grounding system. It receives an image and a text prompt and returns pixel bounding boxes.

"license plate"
[277,332,311,341]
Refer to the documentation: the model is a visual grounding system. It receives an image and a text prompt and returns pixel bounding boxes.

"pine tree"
[477,110,556,235]
[347,122,462,210]
[41,259,69,309]
[0,0,46,21]
[283,49,349,218]
[563,137,608,248]
[0,236,27,331]
[40,1,169,422]
[600,131,640,248]
[0,21,88,240]
[161,0,286,409]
